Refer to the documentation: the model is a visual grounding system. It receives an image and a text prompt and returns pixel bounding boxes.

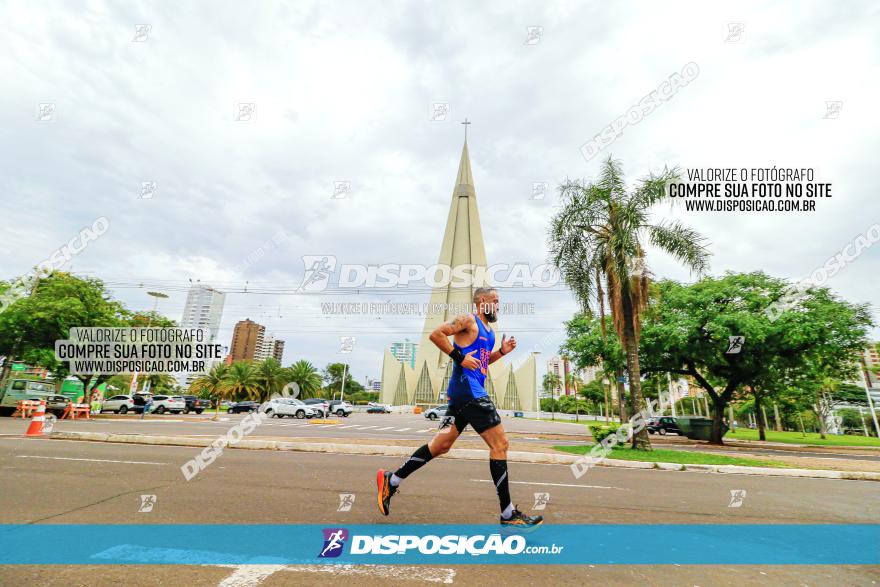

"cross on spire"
[461,118,471,141]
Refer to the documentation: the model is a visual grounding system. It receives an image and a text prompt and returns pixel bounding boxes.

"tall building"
[857,343,880,409]
[272,339,285,362]
[180,284,226,341]
[380,139,537,410]
[230,319,265,361]
[545,356,565,397]
[390,340,417,369]
[177,284,225,388]
[257,332,276,360]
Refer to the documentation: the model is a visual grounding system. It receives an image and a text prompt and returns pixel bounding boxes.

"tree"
[542,372,561,419]
[108,372,178,395]
[0,272,128,402]
[640,273,873,444]
[223,361,260,402]
[785,376,870,439]
[579,379,607,410]
[323,363,362,397]
[254,358,286,402]
[286,360,323,399]
[190,363,229,420]
[549,158,710,449]
[562,313,627,419]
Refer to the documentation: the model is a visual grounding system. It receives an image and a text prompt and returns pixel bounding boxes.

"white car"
[328,400,354,417]
[264,398,316,419]
[101,394,136,414]
[151,395,186,414]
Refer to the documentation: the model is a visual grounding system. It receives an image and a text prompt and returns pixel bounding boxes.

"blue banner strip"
[0,524,877,565]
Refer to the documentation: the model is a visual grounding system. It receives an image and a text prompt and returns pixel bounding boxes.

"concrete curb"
[46,431,880,482]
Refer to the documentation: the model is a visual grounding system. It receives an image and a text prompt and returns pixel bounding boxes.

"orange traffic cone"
[25,401,47,437]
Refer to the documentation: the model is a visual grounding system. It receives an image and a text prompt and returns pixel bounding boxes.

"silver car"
[424,404,450,420]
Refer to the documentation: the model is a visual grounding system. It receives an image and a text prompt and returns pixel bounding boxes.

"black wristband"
[499,348,507,356]
[449,348,465,364]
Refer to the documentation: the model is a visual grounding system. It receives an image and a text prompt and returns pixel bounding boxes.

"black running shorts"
[440,396,502,434]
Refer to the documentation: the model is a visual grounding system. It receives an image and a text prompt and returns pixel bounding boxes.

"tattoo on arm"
[430,314,473,354]
[439,314,472,335]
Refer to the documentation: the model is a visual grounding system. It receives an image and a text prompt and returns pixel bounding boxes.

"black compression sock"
[393,444,434,479]
[489,459,512,513]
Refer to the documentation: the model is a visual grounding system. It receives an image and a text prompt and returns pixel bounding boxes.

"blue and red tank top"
[446,314,495,407]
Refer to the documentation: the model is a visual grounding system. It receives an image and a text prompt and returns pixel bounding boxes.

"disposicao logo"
[318,528,348,558]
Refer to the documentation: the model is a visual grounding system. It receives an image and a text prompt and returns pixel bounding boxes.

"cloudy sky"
[2,0,878,384]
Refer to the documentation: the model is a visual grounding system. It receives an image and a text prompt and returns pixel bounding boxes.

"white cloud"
[1,0,877,379]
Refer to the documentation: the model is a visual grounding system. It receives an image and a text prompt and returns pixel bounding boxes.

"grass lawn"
[554,444,790,468]
[725,428,880,447]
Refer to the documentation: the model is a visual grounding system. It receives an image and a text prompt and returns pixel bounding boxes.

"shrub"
[589,423,621,445]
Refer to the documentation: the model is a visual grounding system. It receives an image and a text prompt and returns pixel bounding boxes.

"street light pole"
[130,291,168,395]
[338,362,348,403]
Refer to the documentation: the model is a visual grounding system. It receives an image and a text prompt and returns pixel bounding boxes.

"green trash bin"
[675,416,728,441]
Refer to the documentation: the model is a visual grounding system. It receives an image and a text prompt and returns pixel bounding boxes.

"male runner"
[377,287,543,528]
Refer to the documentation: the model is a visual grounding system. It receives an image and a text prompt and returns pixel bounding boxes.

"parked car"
[264,398,316,419]
[151,395,186,415]
[328,400,353,417]
[228,401,260,414]
[646,416,682,435]
[367,405,390,414]
[45,395,71,417]
[181,395,211,414]
[303,398,330,418]
[424,405,449,420]
[102,394,137,414]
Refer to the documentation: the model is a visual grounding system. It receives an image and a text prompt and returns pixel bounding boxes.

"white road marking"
[16,455,167,465]
[215,564,456,585]
[339,425,360,429]
[91,545,454,585]
[218,565,286,587]
[396,428,411,432]
[471,478,627,490]
[354,426,377,430]
[374,426,396,431]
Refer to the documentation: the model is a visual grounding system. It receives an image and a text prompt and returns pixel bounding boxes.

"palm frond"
[647,220,711,275]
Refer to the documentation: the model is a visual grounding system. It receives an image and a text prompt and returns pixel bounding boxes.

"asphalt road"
[0,433,878,586]
[4,413,878,462]
[0,411,592,443]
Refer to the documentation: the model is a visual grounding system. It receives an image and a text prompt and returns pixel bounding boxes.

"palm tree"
[286,360,323,399]
[254,358,286,402]
[565,369,581,421]
[542,372,561,420]
[190,363,229,421]
[224,361,261,403]
[549,157,710,449]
